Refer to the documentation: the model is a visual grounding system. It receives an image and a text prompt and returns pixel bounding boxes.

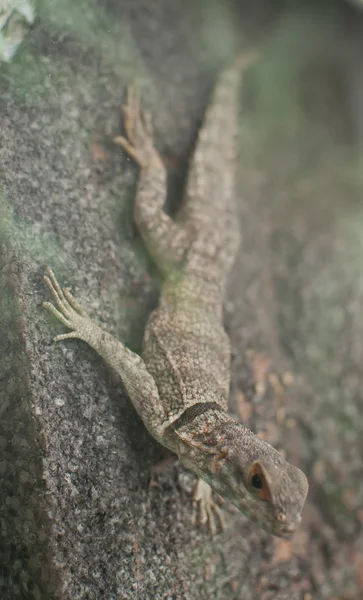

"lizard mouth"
[273,516,301,538]
[274,524,297,538]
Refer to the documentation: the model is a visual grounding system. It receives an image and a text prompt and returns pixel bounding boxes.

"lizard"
[43,51,308,537]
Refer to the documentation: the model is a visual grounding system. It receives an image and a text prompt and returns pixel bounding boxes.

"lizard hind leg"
[114,82,159,171]
[114,83,190,274]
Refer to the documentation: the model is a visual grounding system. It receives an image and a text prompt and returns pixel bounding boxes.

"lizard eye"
[247,461,273,502]
[251,473,263,489]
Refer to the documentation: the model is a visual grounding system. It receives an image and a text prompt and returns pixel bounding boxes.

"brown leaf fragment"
[282,371,295,386]
[90,142,108,162]
[342,487,358,511]
[235,390,253,424]
[268,372,284,396]
[351,552,363,589]
[247,350,271,396]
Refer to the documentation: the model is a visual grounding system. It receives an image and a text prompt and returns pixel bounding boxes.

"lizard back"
[141,56,254,422]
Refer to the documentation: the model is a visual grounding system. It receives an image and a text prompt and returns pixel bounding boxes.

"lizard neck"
[166,405,238,487]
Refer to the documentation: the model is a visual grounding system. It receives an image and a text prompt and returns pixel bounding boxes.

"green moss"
[245,7,342,159]
[36,0,140,74]
[0,193,64,268]
[1,48,70,103]
[1,0,147,105]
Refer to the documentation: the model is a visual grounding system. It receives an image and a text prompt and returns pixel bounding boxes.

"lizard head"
[234,452,308,537]
[173,411,308,536]
[205,426,309,537]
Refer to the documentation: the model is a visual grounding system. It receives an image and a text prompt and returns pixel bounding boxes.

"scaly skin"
[44,52,308,537]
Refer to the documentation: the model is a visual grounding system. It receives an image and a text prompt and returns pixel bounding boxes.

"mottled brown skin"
[43,53,308,537]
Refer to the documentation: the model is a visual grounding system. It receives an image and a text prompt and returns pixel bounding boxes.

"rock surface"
[1,1,363,598]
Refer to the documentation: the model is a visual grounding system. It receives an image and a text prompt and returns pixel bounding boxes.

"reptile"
[43,51,308,537]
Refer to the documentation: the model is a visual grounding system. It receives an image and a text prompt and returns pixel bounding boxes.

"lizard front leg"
[192,479,225,536]
[43,267,167,442]
[114,84,189,274]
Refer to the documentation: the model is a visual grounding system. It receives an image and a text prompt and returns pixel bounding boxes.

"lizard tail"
[199,49,259,143]
[178,49,259,288]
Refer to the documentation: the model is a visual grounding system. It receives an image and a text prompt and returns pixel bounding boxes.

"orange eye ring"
[248,461,273,502]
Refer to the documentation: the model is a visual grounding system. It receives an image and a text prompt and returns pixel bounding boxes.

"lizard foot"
[114,83,161,170]
[43,267,92,343]
[192,479,225,536]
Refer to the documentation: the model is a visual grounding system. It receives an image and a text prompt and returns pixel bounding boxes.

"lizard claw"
[114,82,162,170]
[43,267,90,342]
[192,479,225,536]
